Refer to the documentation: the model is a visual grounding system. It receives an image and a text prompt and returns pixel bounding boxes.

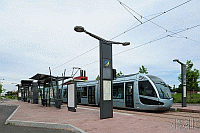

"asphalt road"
[0,104,72,133]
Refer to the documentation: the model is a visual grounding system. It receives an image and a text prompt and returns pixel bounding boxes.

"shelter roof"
[29,73,72,84]
[21,79,33,86]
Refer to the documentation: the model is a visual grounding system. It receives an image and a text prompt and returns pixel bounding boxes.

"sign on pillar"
[100,40,113,119]
[67,81,77,112]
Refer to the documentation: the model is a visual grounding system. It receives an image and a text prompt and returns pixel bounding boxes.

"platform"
[1,100,200,133]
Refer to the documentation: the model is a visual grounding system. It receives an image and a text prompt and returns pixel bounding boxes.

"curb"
[6,120,86,133]
[170,107,200,113]
[5,104,20,124]
[169,108,177,112]
[4,103,86,133]
[176,108,200,113]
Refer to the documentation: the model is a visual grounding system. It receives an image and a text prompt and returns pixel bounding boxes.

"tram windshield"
[147,75,172,99]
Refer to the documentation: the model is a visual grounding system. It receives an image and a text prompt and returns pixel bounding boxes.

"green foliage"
[139,65,148,74]
[4,96,17,99]
[96,71,123,80]
[0,83,2,94]
[0,84,6,96]
[6,122,15,125]
[5,90,17,99]
[96,75,100,80]
[96,71,124,80]
[116,71,123,77]
[172,93,200,103]
[172,84,182,93]
[178,60,200,92]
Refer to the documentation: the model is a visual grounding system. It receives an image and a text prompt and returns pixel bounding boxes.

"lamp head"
[173,59,179,62]
[122,42,130,46]
[74,26,85,32]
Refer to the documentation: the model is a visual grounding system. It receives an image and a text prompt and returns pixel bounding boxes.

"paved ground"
[0,103,72,133]
[172,103,200,113]
[1,100,200,133]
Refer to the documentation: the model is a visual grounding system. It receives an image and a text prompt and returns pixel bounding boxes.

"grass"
[6,122,15,125]
[172,93,200,104]
[4,96,18,100]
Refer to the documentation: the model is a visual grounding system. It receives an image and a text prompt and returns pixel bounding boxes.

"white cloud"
[0,0,199,91]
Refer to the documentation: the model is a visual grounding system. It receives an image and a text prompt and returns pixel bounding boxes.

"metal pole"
[181,64,187,107]
[100,40,113,119]
[74,26,129,119]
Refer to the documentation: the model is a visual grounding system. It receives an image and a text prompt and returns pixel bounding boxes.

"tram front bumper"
[158,98,173,111]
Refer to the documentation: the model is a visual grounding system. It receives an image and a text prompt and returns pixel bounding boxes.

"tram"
[63,73,173,111]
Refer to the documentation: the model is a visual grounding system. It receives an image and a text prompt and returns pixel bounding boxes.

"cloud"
[0,0,199,91]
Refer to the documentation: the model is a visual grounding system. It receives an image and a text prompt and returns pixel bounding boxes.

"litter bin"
[55,99,62,109]
[42,99,47,106]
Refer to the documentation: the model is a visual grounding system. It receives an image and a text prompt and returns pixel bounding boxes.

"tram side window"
[139,81,157,97]
[82,87,87,97]
[113,83,124,99]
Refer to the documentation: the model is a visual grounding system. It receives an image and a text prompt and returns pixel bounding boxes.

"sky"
[0,0,199,92]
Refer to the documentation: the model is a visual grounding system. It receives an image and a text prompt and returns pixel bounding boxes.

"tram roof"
[115,73,139,78]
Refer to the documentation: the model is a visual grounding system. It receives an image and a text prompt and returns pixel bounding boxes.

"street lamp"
[74,26,130,46]
[74,26,130,119]
[173,59,187,107]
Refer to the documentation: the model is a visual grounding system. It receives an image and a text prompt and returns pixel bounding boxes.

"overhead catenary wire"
[51,45,98,71]
[118,0,200,44]
[116,0,142,24]
[111,0,192,40]
[50,0,189,73]
[79,0,197,68]
[114,25,199,56]
[78,25,200,68]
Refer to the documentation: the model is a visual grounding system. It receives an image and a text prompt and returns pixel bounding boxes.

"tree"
[0,83,3,95]
[167,84,172,92]
[178,60,200,92]
[178,60,200,101]
[139,65,148,74]
[96,75,100,80]
[0,83,6,96]
[96,71,124,80]
[116,71,123,77]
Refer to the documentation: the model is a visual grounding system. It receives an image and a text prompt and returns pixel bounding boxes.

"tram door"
[88,86,95,104]
[125,82,134,108]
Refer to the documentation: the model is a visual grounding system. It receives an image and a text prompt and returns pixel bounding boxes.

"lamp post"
[173,59,187,107]
[74,26,130,119]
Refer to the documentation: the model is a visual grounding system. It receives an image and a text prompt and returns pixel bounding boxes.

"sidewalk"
[1,100,200,133]
[171,103,200,113]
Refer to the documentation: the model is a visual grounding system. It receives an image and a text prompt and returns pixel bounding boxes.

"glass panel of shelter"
[42,80,58,107]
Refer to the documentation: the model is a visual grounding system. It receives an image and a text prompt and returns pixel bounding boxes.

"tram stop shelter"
[30,73,71,108]
[21,80,33,103]
[16,84,22,100]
